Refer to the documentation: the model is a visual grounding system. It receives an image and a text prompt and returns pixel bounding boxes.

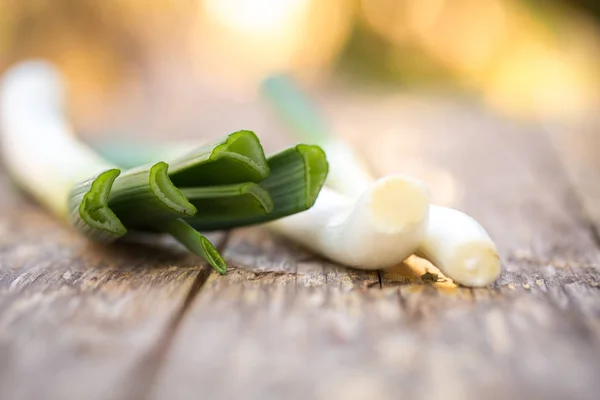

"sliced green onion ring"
[168,130,270,186]
[68,169,127,242]
[108,161,197,228]
[181,182,273,219]
[187,144,328,231]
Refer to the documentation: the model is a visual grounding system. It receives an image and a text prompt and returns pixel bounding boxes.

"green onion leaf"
[265,144,329,209]
[161,218,227,274]
[179,182,273,227]
[261,75,330,143]
[168,130,270,186]
[187,144,328,231]
[108,161,197,228]
[68,169,127,242]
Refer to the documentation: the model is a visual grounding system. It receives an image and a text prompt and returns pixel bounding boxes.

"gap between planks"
[543,123,600,252]
[113,232,233,400]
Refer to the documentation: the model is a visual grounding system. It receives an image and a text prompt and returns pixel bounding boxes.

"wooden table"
[0,93,599,400]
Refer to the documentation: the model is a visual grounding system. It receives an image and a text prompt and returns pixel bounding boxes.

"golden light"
[360,0,414,45]
[482,35,600,120]
[361,0,509,78]
[0,2,13,58]
[412,0,509,77]
[203,0,304,35]
[191,0,354,94]
[360,0,600,120]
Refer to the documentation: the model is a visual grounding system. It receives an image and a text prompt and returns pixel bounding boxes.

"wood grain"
[373,110,600,398]
[149,228,383,400]
[0,169,221,400]
[1,95,599,400]
[148,98,600,400]
[545,117,600,239]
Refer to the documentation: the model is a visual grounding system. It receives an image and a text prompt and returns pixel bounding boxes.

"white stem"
[416,205,500,287]
[1,61,114,217]
[267,175,430,269]
[323,139,501,287]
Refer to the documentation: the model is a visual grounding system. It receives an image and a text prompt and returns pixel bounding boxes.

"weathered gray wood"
[545,117,600,238]
[1,95,599,400]
[0,168,220,400]
[364,102,600,400]
[149,228,383,400]
[149,97,600,400]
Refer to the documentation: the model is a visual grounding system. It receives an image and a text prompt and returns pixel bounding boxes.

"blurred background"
[0,0,598,148]
[2,3,600,398]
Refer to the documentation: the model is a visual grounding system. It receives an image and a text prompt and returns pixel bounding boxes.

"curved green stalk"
[161,218,227,274]
[260,75,330,143]
[260,144,328,214]
[187,144,328,231]
[180,182,273,226]
[109,162,197,228]
[68,169,127,242]
[168,130,270,186]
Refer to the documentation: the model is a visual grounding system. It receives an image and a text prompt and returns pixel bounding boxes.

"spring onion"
[0,61,225,271]
[186,144,329,231]
[268,175,430,269]
[260,74,501,287]
[96,140,427,269]
[97,144,330,232]
[0,61,329,275]
[1,62,116,219]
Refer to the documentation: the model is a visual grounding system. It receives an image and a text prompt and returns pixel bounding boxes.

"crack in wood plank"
[585,220,600,252]
[2,97,599,400]
[114,232,232,400]
[545,121,600,252]
[559,284,600,343]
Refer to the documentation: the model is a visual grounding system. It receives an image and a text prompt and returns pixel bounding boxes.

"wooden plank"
[370,98,600,399]
[0,168,219,400]
[150,96,600,400]
[149,228,383,400]
[2,94,599,399]
[544,117,600,237]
